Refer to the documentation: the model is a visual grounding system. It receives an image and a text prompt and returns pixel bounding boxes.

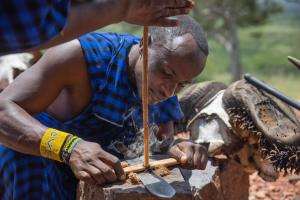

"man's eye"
[178,81,191,88]
[164,71,173,78]
[178,83,185,88]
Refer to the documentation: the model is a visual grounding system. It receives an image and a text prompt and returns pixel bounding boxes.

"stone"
[77,158,250,200]
[77,156,193,200]
[77,167,192,200]
[180,160,223,200]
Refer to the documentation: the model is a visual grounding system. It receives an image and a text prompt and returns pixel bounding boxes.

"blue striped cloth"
[0,0,69,54]
[0,32,184,200]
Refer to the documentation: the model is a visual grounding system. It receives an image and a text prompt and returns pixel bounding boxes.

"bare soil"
[249,172,300,200]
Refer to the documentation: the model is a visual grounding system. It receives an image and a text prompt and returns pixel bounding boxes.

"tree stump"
[77,159,249,200]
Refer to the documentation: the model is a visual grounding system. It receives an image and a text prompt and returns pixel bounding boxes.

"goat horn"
[288,56,300,70]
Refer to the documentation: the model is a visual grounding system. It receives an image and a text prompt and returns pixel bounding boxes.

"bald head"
[149,15,209,57]
[132,16,209,104]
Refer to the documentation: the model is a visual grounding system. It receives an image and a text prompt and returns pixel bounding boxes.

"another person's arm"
[31,0,195,50]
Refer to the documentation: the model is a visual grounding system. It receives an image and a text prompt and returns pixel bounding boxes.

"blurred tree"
[192,0,282,81]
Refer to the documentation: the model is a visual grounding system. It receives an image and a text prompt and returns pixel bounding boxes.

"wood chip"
[126,172,141,185]
[154,165,171,177]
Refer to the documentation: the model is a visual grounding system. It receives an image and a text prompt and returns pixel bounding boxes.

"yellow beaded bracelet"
[40,128,71,162]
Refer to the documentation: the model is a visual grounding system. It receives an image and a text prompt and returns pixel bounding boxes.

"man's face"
[135,33,206,104]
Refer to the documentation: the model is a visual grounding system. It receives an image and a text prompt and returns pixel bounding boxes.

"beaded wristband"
[40,128,83,163]
[60,135,82,163]
[40,128,71,162]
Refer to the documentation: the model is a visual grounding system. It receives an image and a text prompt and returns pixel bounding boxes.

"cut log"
[77,167,192,200]
[77,158,250,200]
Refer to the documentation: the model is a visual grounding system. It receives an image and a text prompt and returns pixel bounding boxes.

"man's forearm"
[31,0,124,50]
[157,121,175,140]
[29,0,194,51]
[0,99,47,156]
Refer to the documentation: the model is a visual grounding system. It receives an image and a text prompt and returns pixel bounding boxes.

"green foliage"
[96,1,300,99]
[99,22,141,36]
[240,22,300,74]
[192,0,282,31]
[196,18,300,99]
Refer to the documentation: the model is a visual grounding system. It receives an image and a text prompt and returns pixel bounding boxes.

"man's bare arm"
[158,121,208,169]
[0,40,126,184]
[157,121,175,140]
[30,0,194,51]
[0,40,86,155]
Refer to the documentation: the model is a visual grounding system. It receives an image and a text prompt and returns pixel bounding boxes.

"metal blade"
[139,170,176,198]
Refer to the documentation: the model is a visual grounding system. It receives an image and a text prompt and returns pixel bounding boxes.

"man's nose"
[161,81,178,97]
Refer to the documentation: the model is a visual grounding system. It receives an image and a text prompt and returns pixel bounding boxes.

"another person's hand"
[69,140,125,185]
[123,0,195,26]
[169,140,208,170]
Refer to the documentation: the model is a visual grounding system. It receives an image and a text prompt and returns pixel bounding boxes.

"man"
[0,0,194,54]
[0,16,208,200]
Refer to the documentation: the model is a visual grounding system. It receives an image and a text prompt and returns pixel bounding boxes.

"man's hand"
[123,0,195,27]
[69,140,125,185]
[169,140,208,170]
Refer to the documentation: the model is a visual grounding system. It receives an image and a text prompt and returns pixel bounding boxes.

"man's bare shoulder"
[0,39,90,114]
[36,39,87,85]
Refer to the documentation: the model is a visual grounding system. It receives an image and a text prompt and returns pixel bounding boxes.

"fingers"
[69,141,125,185]
[72,160,111,185]
[124,0,194,26]
[77,171,96,185]
[150,17,178,27]
[97,150,126,181]
[160,8,190,18]
[193,145,208,170]
[162,0,195,8]
[86,165,106,185]
[150,7,191,27]
[170,141,209,170]
[169,144,188,164]
[73,159,120,185]
[193,150,201,169]
[91,160,117,183]
[200,151,208,169]
[180,143,194,169]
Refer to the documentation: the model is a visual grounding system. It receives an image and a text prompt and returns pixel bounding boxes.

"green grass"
[197,19,300,99]
[257,74,300,100]
[240,22,300,73]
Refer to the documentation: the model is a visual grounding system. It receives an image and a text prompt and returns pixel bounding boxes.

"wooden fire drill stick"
[143,26,150,168]
[124,27,178,174]
[122,27,180,174]
[122,35,180,172]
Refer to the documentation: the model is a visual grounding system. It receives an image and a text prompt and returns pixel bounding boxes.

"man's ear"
[139,35,152,56]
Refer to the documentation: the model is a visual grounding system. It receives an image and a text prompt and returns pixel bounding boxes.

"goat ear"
[288,56,300,70]
[139,35,152,55]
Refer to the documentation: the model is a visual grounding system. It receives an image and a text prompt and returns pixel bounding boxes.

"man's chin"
[147,96,158,104]
[149,96,168,104]
[148,99,159,105]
